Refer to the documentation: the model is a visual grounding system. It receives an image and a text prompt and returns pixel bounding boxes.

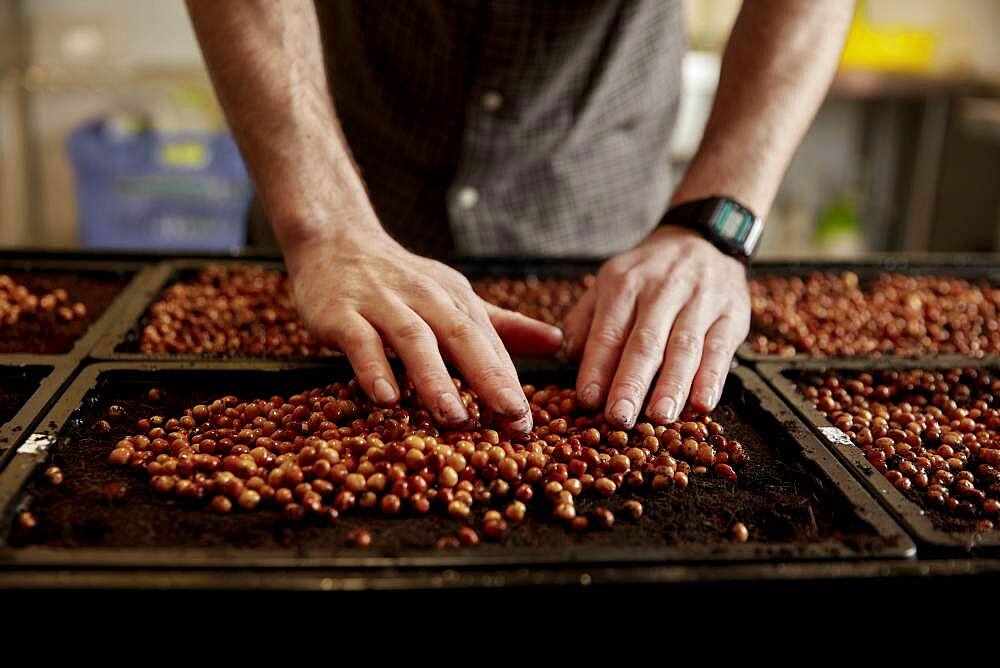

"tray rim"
[3,557,998,591]
[0,356,80,469]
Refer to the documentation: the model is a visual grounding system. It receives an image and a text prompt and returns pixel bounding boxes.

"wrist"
[670,163,774,219]
[279,218,401,283]
[275,207,395,260]
[657,196,763,264]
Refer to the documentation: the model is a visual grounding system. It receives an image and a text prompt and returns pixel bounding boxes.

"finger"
[604,282,691,428]
[470,301,536,434]
[689,314,746,413]
[414,298,532,425]
[368,303,469,426]
[484,302,563,357]
[327,311,399,406]
[561,287,596,360]
[646,295,716,424]
[470,300,536,436]
[575,276,639,411]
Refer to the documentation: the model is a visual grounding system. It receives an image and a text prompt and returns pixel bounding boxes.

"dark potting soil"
[0,272,126,354]
[9,370,889,556]
[0,367,48,439]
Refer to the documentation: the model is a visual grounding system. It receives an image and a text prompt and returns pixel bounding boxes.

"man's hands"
[284,229,563,434]
[563,225,750,428]
[287,225,747,435]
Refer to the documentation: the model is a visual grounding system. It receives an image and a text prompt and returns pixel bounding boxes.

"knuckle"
[406,362,447,389]
[450,273,474,292]
[669,330,702,356]
[654,276,693,302]
[394,318,433,344]
[612,375,647,399]
[612,271,641,295]
[338,328,374,353]
[630,326,666,358]
[478,364,514,387]
[405,276,439,299]
[591,326,627,351]
[704,336,732,357]
[656,376,687,398]
[353,359,387,380]
[301,303,350,333]
[443,316,479,342]
[699,366,726,387]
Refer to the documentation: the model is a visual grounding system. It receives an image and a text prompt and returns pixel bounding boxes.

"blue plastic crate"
[68,119,252,251]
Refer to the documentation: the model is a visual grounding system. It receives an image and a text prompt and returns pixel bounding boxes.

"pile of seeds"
[0,274,87,326]
[750,272,1000,357]
[473,275,593,327]
[139,265,336,357]
[800,368,1000,530]
[105,377,748,543]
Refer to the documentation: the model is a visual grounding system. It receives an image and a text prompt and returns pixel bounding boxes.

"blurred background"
[1,0,999,257]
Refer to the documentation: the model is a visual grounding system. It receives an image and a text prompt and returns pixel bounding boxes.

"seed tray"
[456,255,1000,366]
[90,257,606,362]
[0,357,78,467]
[759,358,1000,555]
[739,254,1000,364]
[90,259,330,362]
[0,257,150,361]
[0,360,912,571]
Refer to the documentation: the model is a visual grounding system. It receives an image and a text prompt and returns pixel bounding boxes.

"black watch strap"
[658,196,763,263]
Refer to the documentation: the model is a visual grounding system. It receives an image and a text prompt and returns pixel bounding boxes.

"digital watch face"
[708,199,762,255]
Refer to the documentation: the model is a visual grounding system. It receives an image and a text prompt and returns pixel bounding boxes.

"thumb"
[484,301,563,357]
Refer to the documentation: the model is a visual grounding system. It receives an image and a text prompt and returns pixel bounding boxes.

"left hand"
[563,224,750,428]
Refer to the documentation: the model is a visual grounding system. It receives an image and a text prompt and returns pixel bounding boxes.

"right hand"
[284,229,563,434]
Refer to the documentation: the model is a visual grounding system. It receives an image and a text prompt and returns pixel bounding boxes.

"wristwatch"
[657,196,764,264]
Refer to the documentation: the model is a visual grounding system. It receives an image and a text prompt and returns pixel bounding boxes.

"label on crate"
[17,434,55,455]
[819,426,854,448]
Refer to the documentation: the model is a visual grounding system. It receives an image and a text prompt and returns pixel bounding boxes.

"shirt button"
[456,187,479,209]
[481,90,503,112]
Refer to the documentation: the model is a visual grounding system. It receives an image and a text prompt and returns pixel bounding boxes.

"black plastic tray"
[740,255,1000,364]
[0,256,152,362]
[90,259,302,362]
[759,358,1000,555]
[0,356,77,467]
[0,361,913,571]
[3,557,998,592]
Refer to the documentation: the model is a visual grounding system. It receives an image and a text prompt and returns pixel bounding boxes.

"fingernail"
[649,397,678,423]
[372,378,397,405]
[609,398,636,428]
[579,383,602,408]
[695,389,717,411]
[496,387,528,417]
[436,393,468,423]
[507,412,534,436]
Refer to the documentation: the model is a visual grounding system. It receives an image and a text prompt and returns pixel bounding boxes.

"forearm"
[185,0,383,251]
[672,0,855,215]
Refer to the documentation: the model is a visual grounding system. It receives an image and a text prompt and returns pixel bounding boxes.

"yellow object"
[160,142,209,168]
[840,1,937,73]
